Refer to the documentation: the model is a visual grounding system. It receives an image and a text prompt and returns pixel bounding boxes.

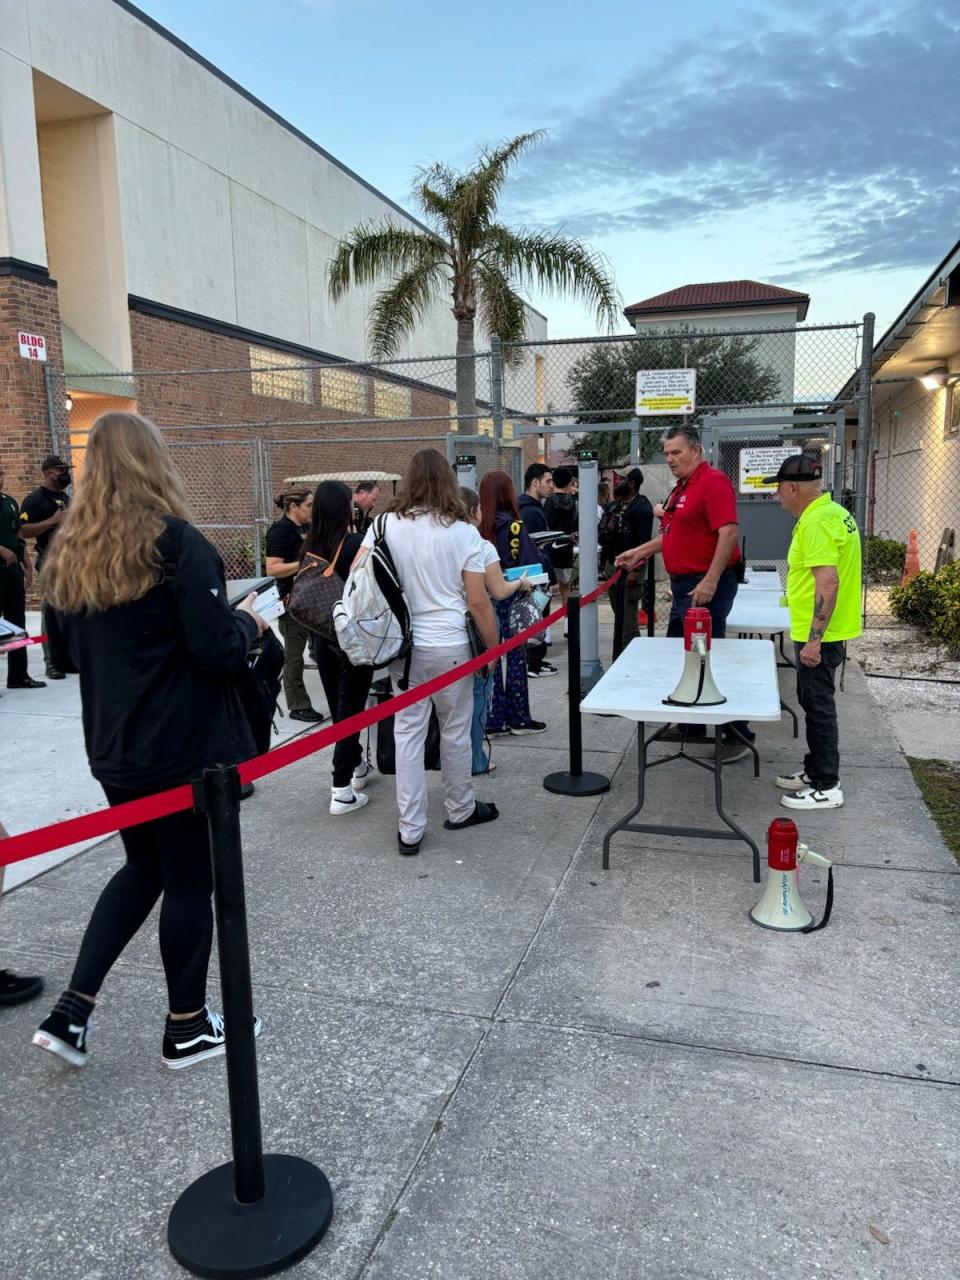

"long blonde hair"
[43,412,192,613]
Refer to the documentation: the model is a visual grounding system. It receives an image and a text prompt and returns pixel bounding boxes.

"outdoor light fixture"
[64,394,73,411]
[918,367,948,391]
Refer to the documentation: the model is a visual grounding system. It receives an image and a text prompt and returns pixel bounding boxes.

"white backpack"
[333,515,413,687]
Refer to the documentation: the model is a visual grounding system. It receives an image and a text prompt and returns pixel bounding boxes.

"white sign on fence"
[739,445,801,493]
[635,368,696,416]
[18,331,47,362]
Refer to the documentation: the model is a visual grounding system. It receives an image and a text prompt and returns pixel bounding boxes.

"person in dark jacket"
[479,471,549,736]
[518,463,558,678]
[31,411,267,1072]
[301,480,374,816]
[543,466,578,629]
[606,467,654,649]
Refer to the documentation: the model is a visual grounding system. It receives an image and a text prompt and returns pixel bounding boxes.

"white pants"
[393,643,475,843]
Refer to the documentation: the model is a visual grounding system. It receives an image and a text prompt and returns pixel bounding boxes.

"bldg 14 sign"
[18,332,47,362]
[635,368,696,415]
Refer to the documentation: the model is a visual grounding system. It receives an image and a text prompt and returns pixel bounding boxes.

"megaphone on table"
[663,607,726,707]
[750,818,834,932]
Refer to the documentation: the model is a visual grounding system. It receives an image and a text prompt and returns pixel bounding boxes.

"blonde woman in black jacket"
[32,412,267,1072]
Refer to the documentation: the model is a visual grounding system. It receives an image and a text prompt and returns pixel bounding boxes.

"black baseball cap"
[41,455,70,472]
[763,453,822,485]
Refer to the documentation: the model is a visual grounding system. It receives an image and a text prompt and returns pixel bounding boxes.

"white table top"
[740,570,782,591]
[581,637,782,725]
[727,594,791,635]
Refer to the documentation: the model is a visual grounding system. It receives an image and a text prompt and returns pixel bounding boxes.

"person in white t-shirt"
[362,450,500,854]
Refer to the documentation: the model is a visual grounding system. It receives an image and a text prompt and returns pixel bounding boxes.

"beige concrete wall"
[0,47,46,262]
[37,113,131,370]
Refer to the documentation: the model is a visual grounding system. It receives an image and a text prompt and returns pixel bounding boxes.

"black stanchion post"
[167,763,333,1279]
[612,571,626,664]
[645,558,656,638]
[544,596,610,797]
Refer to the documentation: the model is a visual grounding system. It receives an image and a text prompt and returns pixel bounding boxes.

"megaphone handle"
[800,865,834,932]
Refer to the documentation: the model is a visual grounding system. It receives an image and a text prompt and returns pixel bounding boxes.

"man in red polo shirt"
[615,424,750,759]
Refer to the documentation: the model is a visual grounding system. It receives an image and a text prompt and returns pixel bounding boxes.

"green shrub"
[890,561,960,656]
[930,562,960,658]
[864,535,906,583]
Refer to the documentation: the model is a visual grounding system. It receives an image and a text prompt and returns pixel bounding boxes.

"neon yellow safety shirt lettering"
[786,493,862,643]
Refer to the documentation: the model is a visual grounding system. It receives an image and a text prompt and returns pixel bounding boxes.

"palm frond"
[470,132,545,228]
[475,262,527,346]
[483,227,621,332]
[367,260,449,359]
[328,221,447,302]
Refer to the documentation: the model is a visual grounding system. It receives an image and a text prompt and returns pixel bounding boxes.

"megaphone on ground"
[663,607,726,707]
[750,818,834,932]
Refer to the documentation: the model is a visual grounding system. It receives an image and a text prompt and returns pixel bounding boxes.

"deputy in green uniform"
[0,464,45,690]
[20,454,71,680]
[765,452,861,812]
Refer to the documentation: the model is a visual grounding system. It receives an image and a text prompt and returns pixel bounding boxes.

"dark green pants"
[278,611,312,712]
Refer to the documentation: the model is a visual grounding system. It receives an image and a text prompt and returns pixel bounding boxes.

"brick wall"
[0,273,64,497]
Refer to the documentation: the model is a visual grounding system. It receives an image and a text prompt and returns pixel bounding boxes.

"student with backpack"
[293,481,374,815]
[356,450,499,855]
[599,467,654,648]
[479,471,552,738]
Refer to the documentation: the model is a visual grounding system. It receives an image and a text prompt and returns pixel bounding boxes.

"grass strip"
[907,757,960,864]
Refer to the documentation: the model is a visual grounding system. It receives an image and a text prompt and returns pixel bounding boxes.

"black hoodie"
[543,492,578,569]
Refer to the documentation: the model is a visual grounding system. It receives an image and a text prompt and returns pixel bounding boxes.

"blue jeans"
[667,568,751,740]
[471,670,493,772]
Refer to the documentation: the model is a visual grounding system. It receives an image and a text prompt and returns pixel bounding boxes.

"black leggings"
[70,783,213,1014]
[313,636,374,787]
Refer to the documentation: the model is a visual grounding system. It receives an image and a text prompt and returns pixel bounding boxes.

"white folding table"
[726,592,799,736]
[581,638,781,881]
[740,570,782,592]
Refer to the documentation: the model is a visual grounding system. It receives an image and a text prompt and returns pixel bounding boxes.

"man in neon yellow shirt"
[763,453,861,811]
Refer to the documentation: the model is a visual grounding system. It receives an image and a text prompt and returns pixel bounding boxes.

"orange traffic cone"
[901,529,920,585]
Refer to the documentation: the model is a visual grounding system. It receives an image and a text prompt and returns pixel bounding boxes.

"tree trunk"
[455,315,477,435]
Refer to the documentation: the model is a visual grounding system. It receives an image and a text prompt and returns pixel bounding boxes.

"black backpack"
[599,499,630,556]
[235,629,285,755]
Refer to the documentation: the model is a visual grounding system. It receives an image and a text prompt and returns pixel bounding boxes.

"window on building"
[249,346,312,403]
[946,382,960,438]
[373,379,411,418]
[319,368,368,415]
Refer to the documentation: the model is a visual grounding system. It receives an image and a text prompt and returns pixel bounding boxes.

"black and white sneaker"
[162,1005,262,1071]
[775,770,812,790]
[509,720,547,735]
[32,991,94,1067]
[528,662,559,679]
[0,969,43,1005]
[781,785,844,811]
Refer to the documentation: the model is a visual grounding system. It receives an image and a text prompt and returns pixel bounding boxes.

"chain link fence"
[44,319,958,624]
[862,374,959,626]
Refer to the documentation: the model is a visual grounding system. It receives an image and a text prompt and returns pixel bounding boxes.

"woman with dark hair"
[301,480,374,815]
[32,411,267,1070]
[479,470,549,737]
[266,486,324,723]
[360,449,499,854]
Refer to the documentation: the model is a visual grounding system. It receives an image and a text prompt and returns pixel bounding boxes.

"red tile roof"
[624,280,809,320]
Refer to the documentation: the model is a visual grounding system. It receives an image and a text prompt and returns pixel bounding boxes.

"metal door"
[699,413,844,563]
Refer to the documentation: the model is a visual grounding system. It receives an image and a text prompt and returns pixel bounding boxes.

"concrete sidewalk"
[1,620,958,1279]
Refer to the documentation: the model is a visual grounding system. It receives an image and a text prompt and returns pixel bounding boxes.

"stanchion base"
[543,770,610,797]
[168,1154,333,1279]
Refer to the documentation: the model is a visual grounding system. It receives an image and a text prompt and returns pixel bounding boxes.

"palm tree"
[328,131,620,431]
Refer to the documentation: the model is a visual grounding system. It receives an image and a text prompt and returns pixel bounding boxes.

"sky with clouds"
[138,0,959,339]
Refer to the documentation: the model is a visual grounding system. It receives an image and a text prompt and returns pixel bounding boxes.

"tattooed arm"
[799,565,840,667]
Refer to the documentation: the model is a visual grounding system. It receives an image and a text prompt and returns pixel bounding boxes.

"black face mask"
[54,473,71,489]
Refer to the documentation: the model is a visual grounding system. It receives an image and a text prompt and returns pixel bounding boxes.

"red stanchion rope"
[0,574,621,867]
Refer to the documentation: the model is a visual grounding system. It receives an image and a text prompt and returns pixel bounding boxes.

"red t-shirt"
[661,461,741,576]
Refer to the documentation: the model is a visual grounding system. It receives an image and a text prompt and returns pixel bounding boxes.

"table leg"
[713,730,762,883]
[602,721,647,870]
[781,697,799,738]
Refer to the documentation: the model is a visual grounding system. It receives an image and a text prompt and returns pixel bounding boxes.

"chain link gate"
[700,413,844,568]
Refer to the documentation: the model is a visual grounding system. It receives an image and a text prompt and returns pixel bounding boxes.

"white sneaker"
[781,785,843,811]
[352,761,372,791]
[330,786,370,816]
[775,770,812,790]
